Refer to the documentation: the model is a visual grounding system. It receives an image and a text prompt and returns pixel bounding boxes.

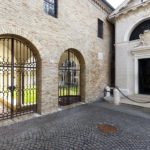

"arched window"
[130,20,150,41]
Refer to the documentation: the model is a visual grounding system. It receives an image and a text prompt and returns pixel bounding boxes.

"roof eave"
[101,0,115,11]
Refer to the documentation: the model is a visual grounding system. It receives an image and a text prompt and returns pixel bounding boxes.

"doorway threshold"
[121,94,150,108]
[58,102,85,111]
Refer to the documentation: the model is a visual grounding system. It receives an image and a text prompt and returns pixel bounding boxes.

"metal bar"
[32,55,34,104]
[20,40,22,114]
[31,53,36,104]
[63,70,65,96]
[59,68,80,71]
[11,38,14,118]
[6,39,9,114]
[15,40,18,112]
[0,65,36,69]
[68,50,70,97]
[29,47,32,107]
[26,46,29,106]
[2,39,5,115]
[21,44,25,105]
[76,71,78,95]
[15,40,18,65]
[35,56,37,112]
[22,72,24,105]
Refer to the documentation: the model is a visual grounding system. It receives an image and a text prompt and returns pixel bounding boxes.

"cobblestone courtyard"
[0,101,150,150]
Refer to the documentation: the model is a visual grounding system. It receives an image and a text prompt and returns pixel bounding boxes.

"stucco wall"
[114,3,150,106]
[0,0,113,114]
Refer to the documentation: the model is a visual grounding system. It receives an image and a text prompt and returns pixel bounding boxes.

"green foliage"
[59,87,79,96]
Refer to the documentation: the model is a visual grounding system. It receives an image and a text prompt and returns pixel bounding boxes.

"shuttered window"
[98,19,103,39]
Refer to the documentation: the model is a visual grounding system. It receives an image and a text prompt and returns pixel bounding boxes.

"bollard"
[113,88,120,105]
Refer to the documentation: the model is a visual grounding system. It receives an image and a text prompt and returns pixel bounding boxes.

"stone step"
[128,94,150,102]
[121,94,150,108]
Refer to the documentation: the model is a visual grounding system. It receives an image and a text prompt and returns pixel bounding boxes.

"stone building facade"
[0,0,114,118]
[109,0,150,107]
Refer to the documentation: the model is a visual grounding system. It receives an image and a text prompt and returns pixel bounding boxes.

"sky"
[106,0,125,8]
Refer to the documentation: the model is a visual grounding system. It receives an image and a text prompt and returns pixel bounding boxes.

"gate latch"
[8,86,16,91]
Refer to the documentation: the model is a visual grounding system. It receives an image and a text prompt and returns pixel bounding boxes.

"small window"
[98,19,103,39]
[44,0,57,17]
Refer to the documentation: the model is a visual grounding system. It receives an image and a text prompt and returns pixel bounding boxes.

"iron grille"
[58,50,81,106]
[0,37,37,120]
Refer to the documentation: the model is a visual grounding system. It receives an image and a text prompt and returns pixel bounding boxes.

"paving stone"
[0,101,150,150]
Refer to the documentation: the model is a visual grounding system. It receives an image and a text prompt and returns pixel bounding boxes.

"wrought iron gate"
[58,50,81,106]
[0,36,37,120]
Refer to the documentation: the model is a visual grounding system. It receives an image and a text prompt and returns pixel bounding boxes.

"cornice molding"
[91,0,114,14]
[131,46,150,55]
[131,30,150,55]
[109,0,150,21]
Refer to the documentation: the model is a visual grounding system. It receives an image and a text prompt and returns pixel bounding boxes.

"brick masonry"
[0,0,113,114]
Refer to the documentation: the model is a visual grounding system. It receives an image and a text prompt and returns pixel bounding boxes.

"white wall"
[115,4,150,95]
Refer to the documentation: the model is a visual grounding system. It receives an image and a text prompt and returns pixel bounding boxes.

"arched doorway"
[0,35,38,119]
[58,49,84,106]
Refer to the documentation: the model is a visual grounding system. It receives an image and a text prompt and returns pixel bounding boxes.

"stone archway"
[58,49,85,106]
[0,34,41,120]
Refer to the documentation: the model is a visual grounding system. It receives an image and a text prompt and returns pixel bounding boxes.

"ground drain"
[97,124,118,134]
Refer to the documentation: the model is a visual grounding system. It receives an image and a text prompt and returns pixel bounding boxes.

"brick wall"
[0,0,113,114]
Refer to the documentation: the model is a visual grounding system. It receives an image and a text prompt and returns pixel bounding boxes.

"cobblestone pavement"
[0,101,150,150]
